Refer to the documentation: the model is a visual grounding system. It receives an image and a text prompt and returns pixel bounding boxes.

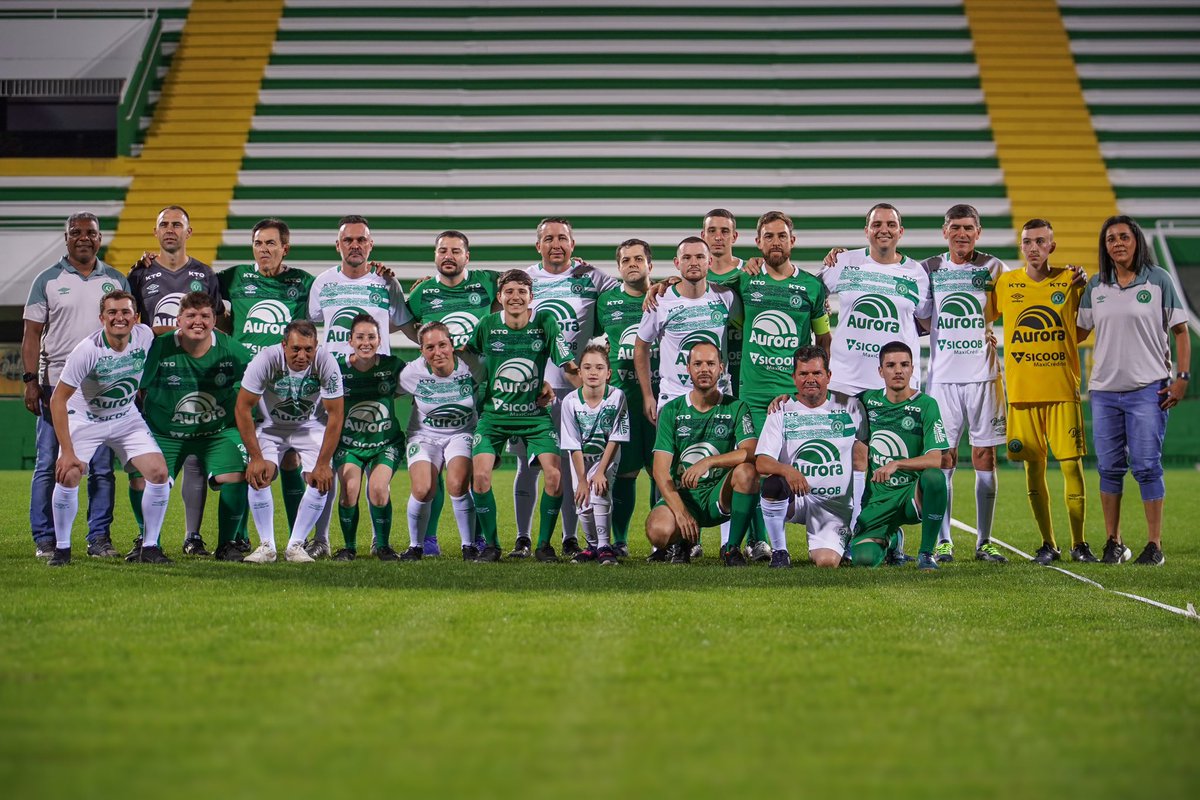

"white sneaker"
[689,543,704,560]
[285,543,315,563]
[304,539,331,559]
[243,545,277,563]
[749,541,773,562]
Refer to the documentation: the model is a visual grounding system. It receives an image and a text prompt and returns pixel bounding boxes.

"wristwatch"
[1178,371,1191,381]
[22,372,37,384]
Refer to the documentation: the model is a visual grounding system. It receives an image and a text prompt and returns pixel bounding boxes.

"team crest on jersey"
[1137,290,1152,304]
[102,282,115,293]
[213,373,228,387]
[407,442,420,458]
[714,422,729,439]
[531,339,544,352]
[1008,438,1023,453]
[189,280,203,292]
[901,415,916,431]
[469,292,483,305]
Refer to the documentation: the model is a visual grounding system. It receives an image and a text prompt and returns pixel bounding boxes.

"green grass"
[2,468,1198,800]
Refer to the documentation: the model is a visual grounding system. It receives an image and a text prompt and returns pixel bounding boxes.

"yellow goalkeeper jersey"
[992,266,1082,404]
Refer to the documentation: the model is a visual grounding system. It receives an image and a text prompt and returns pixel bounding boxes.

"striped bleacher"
[223,0,1018,278]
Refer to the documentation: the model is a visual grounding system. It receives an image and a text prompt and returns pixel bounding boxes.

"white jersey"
[821,249,932,395]
[754,395,867,504]
[559,386,631,457]
[398,356,479,438]
[636,283,742,401]
[527,261,618,390]
[241,343,343,431]
[922,251,1006,385]
[60,324,155,422]
[309,266,413,356]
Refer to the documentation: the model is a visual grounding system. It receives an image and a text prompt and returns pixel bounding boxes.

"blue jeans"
[1090,381,1168,502]
[30,384,115,548]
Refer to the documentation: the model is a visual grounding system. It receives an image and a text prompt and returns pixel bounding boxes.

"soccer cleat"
[885,550,915,566]
[748,541,772,563]
[1032,543,1061,565]
[214,542,246,562]
[304,540,331,560]
[571,547,597,564]
[232,539,252,554]
[916,552,939,571]
[1070,542,1099,563]
[473,536,487,553]
[933,541,955,563]
[668,542,691,564]
[461,544,480,561]
[1100,538,1132,565]
[400,546,424,561]
[535,545,560,562]
[561,537,583,557]
[331,548,356,562]
[134,545,172,564]
[244,545,279,564]
[974,542,1008,563]
[597,546,618,566]
[612,542,630,559]
[689,543,703,561]
[474,545,502,563]
[35,540,56,559]
[720,546,748,567]
[508,536,532,559]
[47,548,71,567]
[87,537,120,558]
[284,543,316,563]
[376,546,400,562]
[125,536,143,560]
[769,549,792,569]
[422,536,441,557]
[1133,542,1165,566]
[182,534,210,556]
[646,547,668,563]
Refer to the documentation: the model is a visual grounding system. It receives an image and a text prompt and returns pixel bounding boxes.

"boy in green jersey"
[647,342,761,567]
[466,269,578,562]
[138,292,255,561]
[850,341,950,570]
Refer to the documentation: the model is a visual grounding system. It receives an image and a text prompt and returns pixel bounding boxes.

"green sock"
[472,488,498,547]
[338,504,359,550]
[748,505,767,545]
[281,466,305,530]
[536,491,563,549]
[425,474,445,543]
[369,501,392,549]
[217,482,248,547]
[725,490,758,551]
[235,504,250,543]
[919,469,948,555]
[611,476,636,545]
[129,487,145,537]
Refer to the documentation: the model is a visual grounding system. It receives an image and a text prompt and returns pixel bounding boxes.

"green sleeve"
[546,314,573,367]
[217,266,235,296]
[733,400,756,444]
[653,402,676,453]
[922,395,949,452]
[140,335,166,390]
[466,315,486,355]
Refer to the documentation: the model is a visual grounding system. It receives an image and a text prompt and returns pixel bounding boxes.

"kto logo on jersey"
[171,392,226,425]
[345,401,392,434]
[94,378,139,412]
[937,292,984,330]
[537,299,579,334]
[152,293,185,328]
[793,439,844,478]
[677,442,719,482]
[749,310,800,350]
[439,311,479,349]
[327,307,371,343]
[869,430,909,484]
[845,295,901,333]
[423,403,472,430]
[493,358,540,395]
[242,300,292,337]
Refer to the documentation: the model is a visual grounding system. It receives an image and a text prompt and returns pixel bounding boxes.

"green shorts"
[335,442,402,473]
[617,398,655,474]
[654,477,730,529]
[472,412,558,464]
[148,428,249,479]
[851,480,920,544]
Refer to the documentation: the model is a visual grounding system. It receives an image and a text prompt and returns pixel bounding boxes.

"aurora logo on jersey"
[536,299,579,335]
[749,309,800,350]
[243,300,292,337]
[869,430,909,484]
[171,392,226,425]
[793,439,844,478]
[271,399,314,423]
[493,358,539,395]
[675,330,721,366]
[440,311,480,349]
[423,403,472,430]
[345,401,392,434]
[937,292,984,330]
[1010,307,1065,363]
[327,307,371,343]
[93,378,139,413]
[677,442,719,482]
[152,293,185,328]
[845,295,901,333]
[618,325,639,362]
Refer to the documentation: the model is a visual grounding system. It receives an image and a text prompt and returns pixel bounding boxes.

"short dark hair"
[943,204,980,226]
[866,203,902,226]
[283,319,317,341]
[677,236,709,253]
[418,320,451,345]
[878,340,912,365]
[436,230,470,249]
[350,312,379,333]
[687,341,722,365]
[703,208,737,227]
[179,291,215,314]
[338,214,370,229]
[792,345,829,372]
[757,210,793,236]
[158,205,190,225]
[1022,218,1053,233]
[616,238,652,262]
[252,218,290,246]
[498,268,533,290]
[66,211,99,231]
[1098,215,1154,285]
[100,289,136,315]
[537,217,573,237]
[581,342,610,363]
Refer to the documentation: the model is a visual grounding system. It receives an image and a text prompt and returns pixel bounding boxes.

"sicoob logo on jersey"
[1009,306,1065,364]
[845,295,900,333]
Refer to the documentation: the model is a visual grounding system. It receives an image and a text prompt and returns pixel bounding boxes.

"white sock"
[141,481,171,548]
[52,484,79,549]
[288,486,329,546]
[513,449,537,538]
[450,493,475,546]
[578,506,598,548]
[181,455,207,535]
[760,496,790,552]
[975,469,997,546]
[406,495,432,548]
[849,470,866,532]
[559,455,579,542]
[593,498,611,548]
[719,519,730,546]
[939,468,955,544]
[248,485,276,550]
[313,477,335,545]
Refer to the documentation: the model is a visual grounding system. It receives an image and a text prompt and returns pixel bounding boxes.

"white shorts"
[576,453,621,512]
[68,413,161,472]
[788,492,851,556]
[927,379,1006,448]
[407,431,474,470]
[258,423,325,472]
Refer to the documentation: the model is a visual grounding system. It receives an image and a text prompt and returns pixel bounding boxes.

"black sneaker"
[974,541,1008,563]
[508,536,532,559]
[1070,542,1099,563]
[376,546,400,562]
[571,547,597,563]
[720,546,748,567]
[48,547,71,567]
[1100,538,1132,565]
[1133,542,1165,566]
[35,540,57,559]
[769,549,792,569]
[214,542,245,562]
[125,536,144,562]
[87,537,120,558]
[646,547,668,563]
[885,550,915,566]
[474,545,502,563]
[332,548,357,562]
[612,542,630,559]
[134,545,172,564]
[400,546,423,561]
[597,546,618,566]
[561,537,582,557]
[1032,543,1061,565]
[182,534,210,556]
[461,544,480,561]
[232,539,252,554]
[535,545,560,562]
[667,542,690,564]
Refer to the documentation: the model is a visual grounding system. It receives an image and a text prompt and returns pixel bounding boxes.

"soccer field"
[2,467,1198,800]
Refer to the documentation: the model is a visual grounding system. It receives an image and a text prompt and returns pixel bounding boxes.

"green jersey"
[335,353,405,452]
[736,267,829,407]
[467,309,572,420]
[653,392,756,492]
[861,389,949,489]
[595,285,658,400]
[405,270,498,349]
[218,264,315,354]
[708,262,744,393]
[139,331,255,440]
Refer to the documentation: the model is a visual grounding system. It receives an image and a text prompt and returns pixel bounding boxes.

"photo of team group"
[26,204,1187,572]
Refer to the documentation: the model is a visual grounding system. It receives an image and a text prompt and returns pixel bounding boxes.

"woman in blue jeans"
[1077,215,1190,565]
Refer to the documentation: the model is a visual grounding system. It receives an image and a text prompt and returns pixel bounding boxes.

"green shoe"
[974,541,1008,563]
[933,541,955,563]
